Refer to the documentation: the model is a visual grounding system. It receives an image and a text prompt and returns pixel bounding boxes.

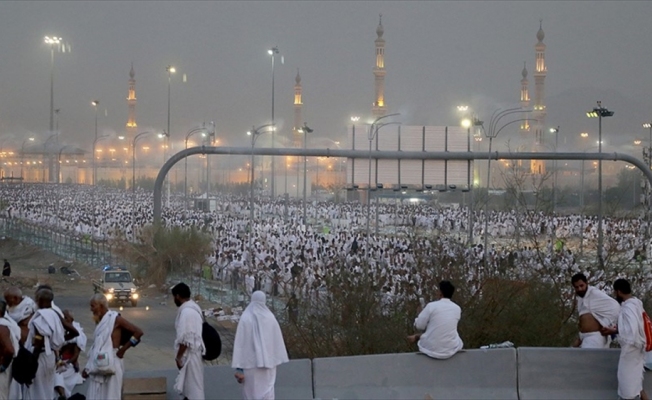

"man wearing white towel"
[172,283,205,400]
[571,273,620,348]
[601,279,648,400]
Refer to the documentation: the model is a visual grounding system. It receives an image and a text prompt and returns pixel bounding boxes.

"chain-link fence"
[0,217,123,267]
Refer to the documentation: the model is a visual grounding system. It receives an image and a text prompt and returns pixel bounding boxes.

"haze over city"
[1,1,651,152]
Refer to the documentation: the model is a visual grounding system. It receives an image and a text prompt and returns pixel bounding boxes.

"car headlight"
[108,288,115,293]
[132,293,139,299]
[106,293,114,301]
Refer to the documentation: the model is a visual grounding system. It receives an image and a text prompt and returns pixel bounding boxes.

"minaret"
[531,21,547,175]
[293,69,303,148]
[126,63,137,134]
[533,21,547,144]
[372,14,387,117]
[520,62,530,132]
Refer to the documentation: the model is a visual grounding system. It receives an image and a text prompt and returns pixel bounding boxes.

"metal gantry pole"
[598,115,603,266]
[303,129,308,226]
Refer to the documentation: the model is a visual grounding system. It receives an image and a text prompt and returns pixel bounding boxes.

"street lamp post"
[206,121,216,195]
[268,47,280,199]
[366,113,400,242]
[165,65,176,207]
[479,107,532,266]
[91,100,99,185]
[54,109,61,182]
[184,125,208,209]
[550,126,560,214]
[247,124,275,250]
[45,36,64,182]
[20,138,35,180]
[298,123,314,226]
[132,131,153,226]
[587,101,614,266]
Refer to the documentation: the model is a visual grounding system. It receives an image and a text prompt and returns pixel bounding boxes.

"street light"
[349,116,361,199]
[550,126,560,213]
[366,113,400,242]
[21,137,35,180]
[479,107,532,265]
[268,47,280,198]
[165,65,176,207]
[44,36,68,182]
[247,124,275,249]
[184,125,209,209]
[91,100,99,185]
[586,101,614,266]
[298,123,314,226]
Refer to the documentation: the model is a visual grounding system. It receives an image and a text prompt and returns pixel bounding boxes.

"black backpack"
[202,321,221,361]
[12,346,38,385]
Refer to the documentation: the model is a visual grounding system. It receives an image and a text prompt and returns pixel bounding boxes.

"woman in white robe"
[232,291,288,400]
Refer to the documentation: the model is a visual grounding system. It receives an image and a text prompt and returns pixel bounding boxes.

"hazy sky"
[1,1,651,153]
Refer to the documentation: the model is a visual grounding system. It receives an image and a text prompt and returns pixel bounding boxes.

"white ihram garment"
[7,297,36,325]
[0,317,19,400]
[85,311,123,400]
[7,297,33,400]
[25,308,65,400]
[174,300,206,400]
[232,291,289,400]
[415,298,464,359]
[576,287,620,349]
[54,321,87,398]
[617,297,646,400]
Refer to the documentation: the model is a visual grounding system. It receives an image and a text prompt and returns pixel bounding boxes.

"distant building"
[126,63,137,137]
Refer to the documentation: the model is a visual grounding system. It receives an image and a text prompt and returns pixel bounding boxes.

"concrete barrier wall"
[72,348,652,399]
[312,350,518,400]
[517,347,652,400]
[73,359,313,400]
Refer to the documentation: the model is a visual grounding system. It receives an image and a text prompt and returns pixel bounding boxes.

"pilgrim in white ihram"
[232,291,289,400]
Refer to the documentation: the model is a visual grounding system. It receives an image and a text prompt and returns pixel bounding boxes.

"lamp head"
[351,116,360,122]
[461,119,471,129]
[644,123,652,129]
[167,66,176,74]
[91,100,99,107]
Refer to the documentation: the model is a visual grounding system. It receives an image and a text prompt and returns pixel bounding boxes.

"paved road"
[55,292,178,371]
[54,289,235,372]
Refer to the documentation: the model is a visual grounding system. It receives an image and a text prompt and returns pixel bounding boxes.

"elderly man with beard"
[601,279,648,400]
[571,273,620,348]
[0,300,19,400]
[82,293,143,400]
[172,283,205,400]
[26,288,79,400]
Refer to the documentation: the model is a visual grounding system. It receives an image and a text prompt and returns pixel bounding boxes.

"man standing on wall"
[601,279,648,400]
[571,273,620,348]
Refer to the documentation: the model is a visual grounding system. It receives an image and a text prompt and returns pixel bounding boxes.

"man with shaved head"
[4,286,36,400]
[4,286,35,345]
[83,293,143,400]
[26,288,78,400]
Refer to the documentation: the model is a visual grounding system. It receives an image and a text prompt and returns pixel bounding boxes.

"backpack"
[202,321,222,361]
[12,345,38,385]
[643,311,652,352]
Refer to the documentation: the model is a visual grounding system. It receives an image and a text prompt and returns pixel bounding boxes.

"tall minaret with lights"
[519,62,530,133]
[293,69,303,148]
[372,15,387,117]
[126,63,137,136]
[531,21,547,175]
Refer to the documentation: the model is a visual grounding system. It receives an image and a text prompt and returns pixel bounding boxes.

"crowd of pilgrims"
[1,184,649,298]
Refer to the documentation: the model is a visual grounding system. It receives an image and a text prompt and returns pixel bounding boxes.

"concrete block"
[517,347,652,400]
[73,359,313,400]
[312,350,518,400]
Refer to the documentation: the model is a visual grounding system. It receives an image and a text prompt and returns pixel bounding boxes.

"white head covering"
[231,291,289,369]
